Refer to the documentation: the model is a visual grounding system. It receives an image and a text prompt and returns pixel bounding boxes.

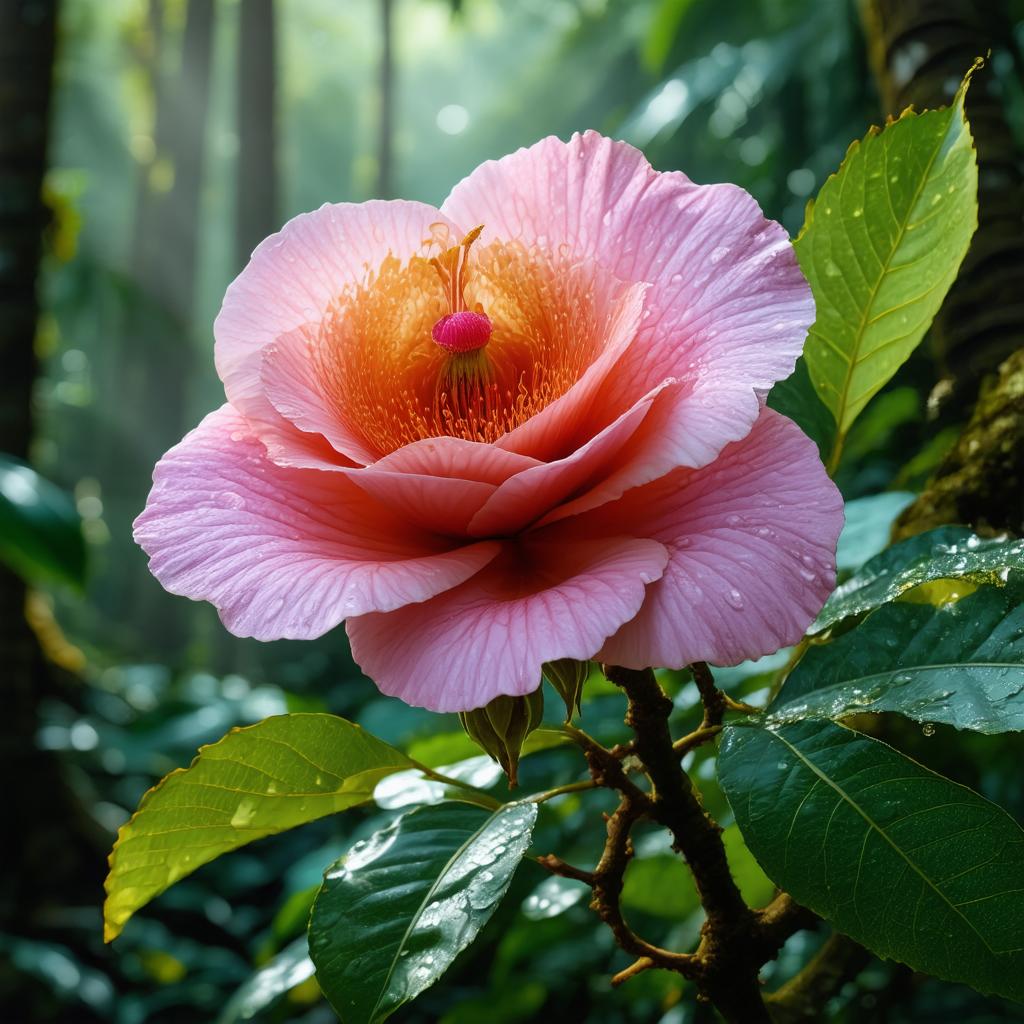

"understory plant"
[104,61,1024,1022]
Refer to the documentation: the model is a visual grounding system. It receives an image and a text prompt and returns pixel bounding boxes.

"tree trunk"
[122,0,216,662]
[236,0,278,270]
[0,3,105,998]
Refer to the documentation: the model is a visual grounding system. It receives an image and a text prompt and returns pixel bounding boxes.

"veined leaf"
[310,800,536,1024]
[774,577,1024,730]
[813,526,1024,633]
[0,454,86,588]
[719,720,1024,1002]
[796,65,979,458]
[104,714,413,941]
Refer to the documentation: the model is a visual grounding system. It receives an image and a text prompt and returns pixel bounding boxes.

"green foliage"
[719,719,1024,1003]
[796,67,979,463]
[766,356,836,462]
[835,490,916,572]
[216,937,314,1024]
[0,454,86,589]
[543,659,590,721]
[812,526,1024,633]
[104,714,413,940]
[458,691,545,786]
[774,576,1024,730]
[309,801,537,1024]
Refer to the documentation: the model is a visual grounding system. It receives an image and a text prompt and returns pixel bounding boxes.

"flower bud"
[543,659,590,721]
[458,689,544,787]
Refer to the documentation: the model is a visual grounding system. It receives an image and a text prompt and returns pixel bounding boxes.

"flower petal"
[468,378,685,537]
[347,535,669,712]
[215,199,457,428]
[495,280,647,461]
[587,409,843,669]
[133,406,500,641]
[340,436,541,535]
[442,132,812,466]
[261,326,380,466]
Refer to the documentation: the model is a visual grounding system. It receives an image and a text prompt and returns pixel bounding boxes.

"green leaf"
[766,356,836,463]
[0,454,86,588]
[622,855,697,919]
[774,577,1024,730]
[104,713,413,941]
[216,937,314,1024]
[796,66,979,456]
[812,526,1024,633]
[310,800,537,1024]
[835,491,916,572]
[719,719,1024,1002]
[641,0,697,73]
[521,875,588,920]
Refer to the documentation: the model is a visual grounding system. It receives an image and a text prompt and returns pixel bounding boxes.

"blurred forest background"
[3,0,1024,1021]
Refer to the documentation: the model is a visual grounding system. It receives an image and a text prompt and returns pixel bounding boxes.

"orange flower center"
[308,224,628,458]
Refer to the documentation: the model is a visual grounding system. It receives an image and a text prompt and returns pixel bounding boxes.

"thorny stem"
[542,664,817,1023]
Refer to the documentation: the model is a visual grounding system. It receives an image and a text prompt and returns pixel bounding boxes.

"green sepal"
[458,689,544,786]
[543,659,589,721]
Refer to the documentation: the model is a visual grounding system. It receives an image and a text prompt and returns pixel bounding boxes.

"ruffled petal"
[260,326,380,466]
[468,378,685,537]
[340,436,540,535]
[215,199,457,431]
[133,406,500,641]
[584,409,843,669]
[442,132,813,467]
[346,535,668,712]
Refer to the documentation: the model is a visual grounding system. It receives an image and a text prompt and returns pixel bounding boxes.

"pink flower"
[135,132,842,712]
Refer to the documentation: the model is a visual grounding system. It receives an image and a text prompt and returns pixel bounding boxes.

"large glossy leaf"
[835,491,915,573]
[0,454,86,588]
[719,720,1024,1001]
[812,526,1024,633]
[310,800,537,1024]
[774,577,1024,730]
[766,356,836,463]
[217,937,315,1024]
[104,714,413,941]
[796,68,978,450]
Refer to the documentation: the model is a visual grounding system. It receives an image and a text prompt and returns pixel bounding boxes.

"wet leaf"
[812,526,1024,633]
[521,875,588,921]
[796,67,979,447]
[775,577,1024,731]
[104,714,413,940]
[720,719,1024,1002]
[835,491,916,572]
[0,454,86,588]
[217,937,314,1024]
[309,800,536,1023]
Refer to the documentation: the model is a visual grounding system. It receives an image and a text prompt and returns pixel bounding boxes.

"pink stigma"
[431,311,492,354]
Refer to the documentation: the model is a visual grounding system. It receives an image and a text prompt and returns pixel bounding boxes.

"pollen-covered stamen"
[429,225,496,424]
[430,224,484,314]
